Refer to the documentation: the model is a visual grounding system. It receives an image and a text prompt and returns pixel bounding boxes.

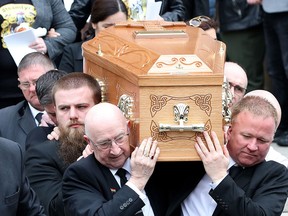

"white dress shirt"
[181,159,236,216]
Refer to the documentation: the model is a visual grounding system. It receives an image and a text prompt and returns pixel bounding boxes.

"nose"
[29,82,37,91]
[69,107,78,120]
[247,139,258,151]
[109,141,121,154]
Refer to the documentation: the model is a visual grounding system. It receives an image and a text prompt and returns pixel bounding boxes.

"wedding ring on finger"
[144,151,149,157]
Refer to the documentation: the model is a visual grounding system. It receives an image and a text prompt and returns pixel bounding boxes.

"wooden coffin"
[83,21,226,161]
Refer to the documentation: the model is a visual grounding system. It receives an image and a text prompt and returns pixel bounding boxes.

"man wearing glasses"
[224,61,247,108]
[62,102,163,216]
[0,52,55,150]
[224,61,288,168]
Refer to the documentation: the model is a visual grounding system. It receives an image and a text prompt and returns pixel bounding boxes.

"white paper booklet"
[4,29,37,66]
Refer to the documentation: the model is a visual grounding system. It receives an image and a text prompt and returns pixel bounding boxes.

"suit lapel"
[18,105,36,135]
[96,161,121,196]
[234,167,254,189]
[212,167,256,216]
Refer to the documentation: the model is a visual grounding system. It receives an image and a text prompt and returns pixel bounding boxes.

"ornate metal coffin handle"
[222,77,233,124]
[159,103,205,132]
[117,94,134,120]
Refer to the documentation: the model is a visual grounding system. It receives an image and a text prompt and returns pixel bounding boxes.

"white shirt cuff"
[209,174,228,189]
[126,181,148,201]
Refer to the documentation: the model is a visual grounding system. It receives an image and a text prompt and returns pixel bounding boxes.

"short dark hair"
[52,72,102,104]
[18,52,55,75]
[36,69,68,106]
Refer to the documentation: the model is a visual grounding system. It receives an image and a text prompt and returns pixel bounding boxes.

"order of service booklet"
[3,29,37,66]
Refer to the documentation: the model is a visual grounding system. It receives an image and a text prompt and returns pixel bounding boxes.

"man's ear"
[91,23,97,30]
[126,120,131,133]
[83,135,90,144]
[226,126,232,141]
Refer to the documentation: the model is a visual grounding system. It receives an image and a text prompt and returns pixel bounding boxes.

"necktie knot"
[35,112,43,125]
[116,168,128,187]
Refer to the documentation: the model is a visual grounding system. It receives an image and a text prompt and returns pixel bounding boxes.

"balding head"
[85,102,127,138]
[224,62,248,106]
[224,62,248,88]
[245,90,281,128]
[84,102,130,169]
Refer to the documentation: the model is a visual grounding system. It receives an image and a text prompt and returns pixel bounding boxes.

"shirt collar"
[28,103,43,119]
[110,158,131,175]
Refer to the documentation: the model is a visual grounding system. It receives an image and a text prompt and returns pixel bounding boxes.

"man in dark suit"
[0,52,55,150]
[166,96,288,215]
[62,102,163,215]
[0,137,45,215]
[25,72,102,216]
[25,69,68,151]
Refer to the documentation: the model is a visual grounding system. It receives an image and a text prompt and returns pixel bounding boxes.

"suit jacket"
[156,0,186,21]
[182,0,210,20]
[25,139,67,216]
[58,40,84,73]
[0,100,37,150]
[218,0,263,32]
[25,126,54,151]
[0,137,45,216]
[166,160,288,216]
[62,154,176,216]
[31,0,77,61]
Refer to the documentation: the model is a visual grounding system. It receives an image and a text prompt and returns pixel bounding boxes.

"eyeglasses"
[89,132,129,150]
[188,15,211,27]
[228,82,246,95]
[18,79,38,90]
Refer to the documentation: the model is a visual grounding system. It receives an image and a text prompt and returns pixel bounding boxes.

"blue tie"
[35,112,43,125]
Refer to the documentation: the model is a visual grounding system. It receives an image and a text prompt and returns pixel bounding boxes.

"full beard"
[58,125,87,166]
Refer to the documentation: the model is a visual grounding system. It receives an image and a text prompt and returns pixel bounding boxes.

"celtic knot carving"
[150,94,212,117]
[150,95,173,117]
[190,94,212,116]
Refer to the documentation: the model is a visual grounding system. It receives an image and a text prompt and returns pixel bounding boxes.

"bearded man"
[25,72,101,216]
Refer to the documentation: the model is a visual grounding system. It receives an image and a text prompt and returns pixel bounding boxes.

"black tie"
[116,168,128,187]
[229,165,243,179]
[35,113,43,125]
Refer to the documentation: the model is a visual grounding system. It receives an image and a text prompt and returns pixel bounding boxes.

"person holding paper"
[0,0,76,108]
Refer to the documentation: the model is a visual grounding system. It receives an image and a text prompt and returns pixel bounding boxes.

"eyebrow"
[96,131,126,143]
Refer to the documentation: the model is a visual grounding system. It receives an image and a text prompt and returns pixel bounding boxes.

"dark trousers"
[220,25,266,92]
[263,11,288,131]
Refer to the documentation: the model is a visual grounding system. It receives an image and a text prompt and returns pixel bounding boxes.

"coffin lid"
[82,20,226,87]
